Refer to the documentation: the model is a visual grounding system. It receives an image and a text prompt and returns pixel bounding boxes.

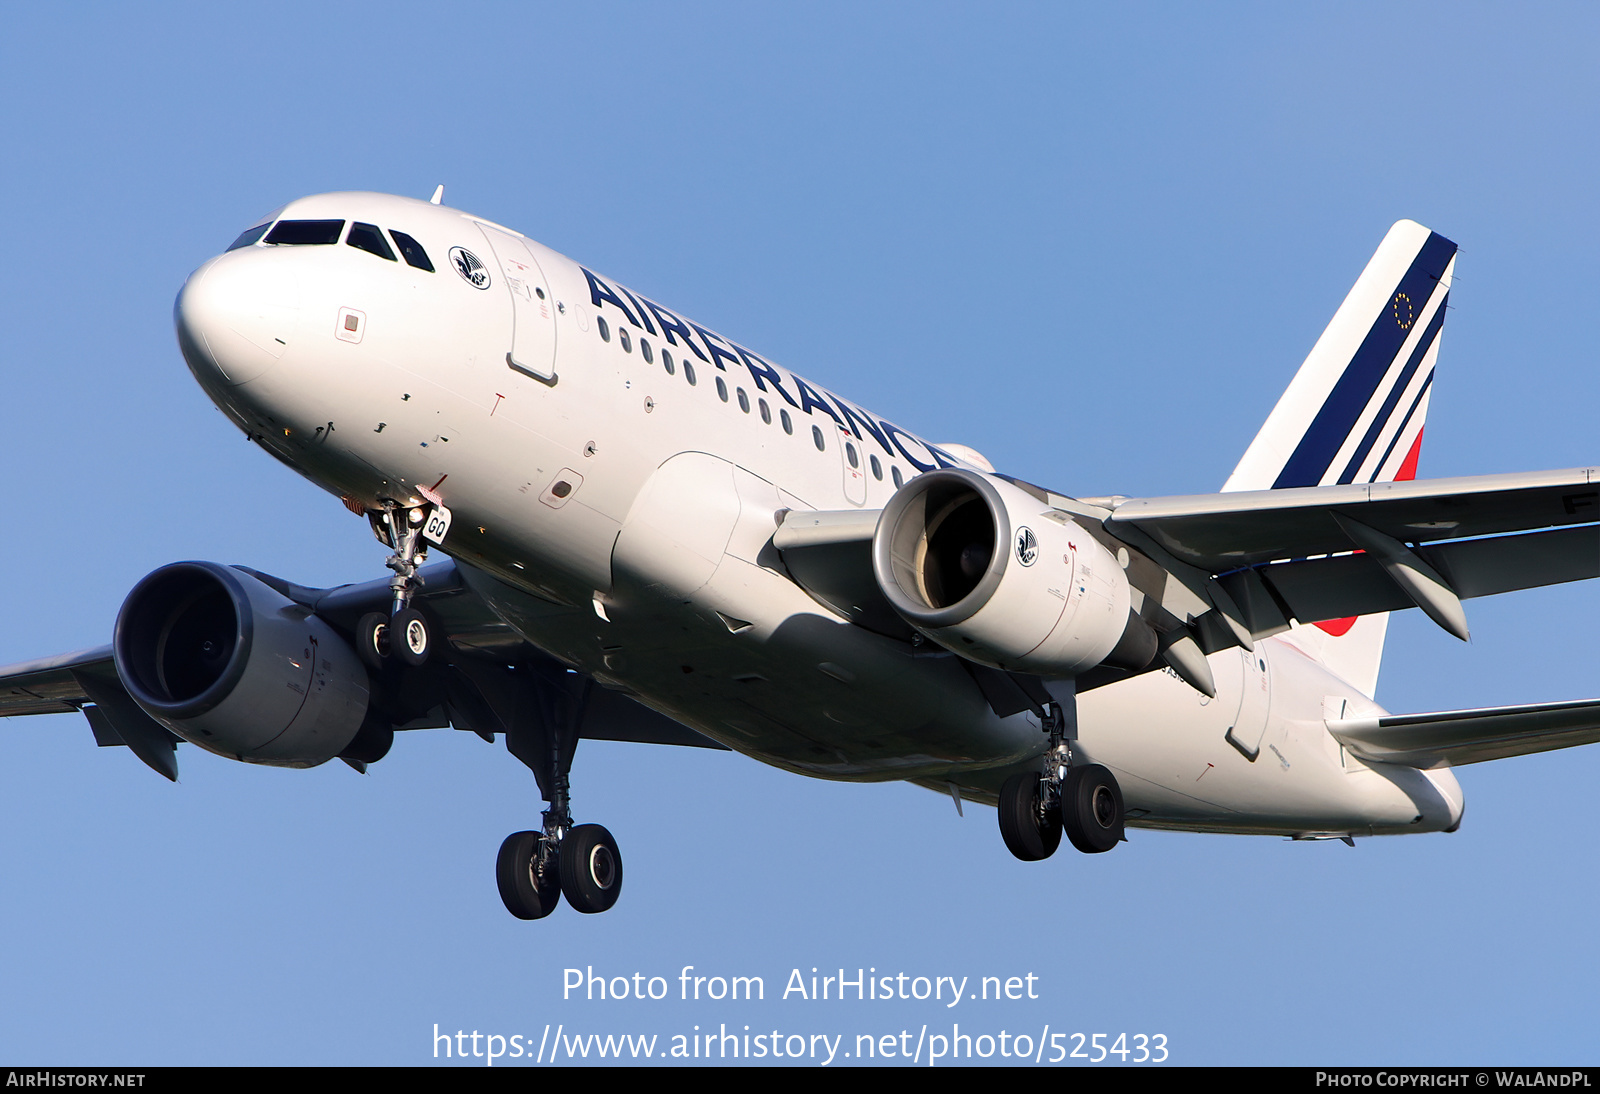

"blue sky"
[1,3,1598,1066]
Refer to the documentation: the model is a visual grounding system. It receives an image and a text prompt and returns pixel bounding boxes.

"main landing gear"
[486,662,622,920]
[495,790,623,919]
[997,693,1125,860]
[357,496,446,669]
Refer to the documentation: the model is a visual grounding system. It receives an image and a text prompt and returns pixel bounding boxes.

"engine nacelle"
[873,469,1134,675]
[113,561,370,768]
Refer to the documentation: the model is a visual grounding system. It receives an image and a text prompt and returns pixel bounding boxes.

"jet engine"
[873,469,1144,675]
[113,561,370,767]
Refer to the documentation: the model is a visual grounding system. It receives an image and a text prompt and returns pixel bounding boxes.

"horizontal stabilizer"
[1329,698,1600,768]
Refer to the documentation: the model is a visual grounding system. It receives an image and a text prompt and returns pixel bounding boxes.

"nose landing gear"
[357,493,451,668]
[997,688,1125,860]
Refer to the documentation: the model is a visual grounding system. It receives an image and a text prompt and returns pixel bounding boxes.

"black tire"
[391,607,430,666]
[559,823,623,914]
[496,830,560,920]
[355,612,389,669]
[997,771,1061,861]
[1063,764,1124,854]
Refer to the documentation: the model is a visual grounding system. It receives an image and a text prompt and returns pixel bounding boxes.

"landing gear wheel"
[355,612,389,669]
[1063,764,1124,854]
[559,824,623,913]
[497,830,561,920]
[998,772,1061,861]
[391,607,430,666]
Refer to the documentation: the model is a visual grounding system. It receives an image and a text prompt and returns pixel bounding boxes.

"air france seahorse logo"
[1015,526,1039,567]
[450,247,491,289]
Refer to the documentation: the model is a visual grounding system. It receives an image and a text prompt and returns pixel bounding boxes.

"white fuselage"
[174,191,1463,838]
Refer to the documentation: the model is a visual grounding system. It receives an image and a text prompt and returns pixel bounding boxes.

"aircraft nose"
[174,252,303,386]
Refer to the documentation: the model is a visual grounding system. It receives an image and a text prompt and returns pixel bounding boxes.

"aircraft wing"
[1101,466,1600,567]
[0,560,725,780]
[1094,466,1600,642]
[0,646,113,715]
[775,465,1600,701]
[1328,698,1600,768]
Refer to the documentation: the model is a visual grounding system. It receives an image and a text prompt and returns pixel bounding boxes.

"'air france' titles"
[583,267,964,473]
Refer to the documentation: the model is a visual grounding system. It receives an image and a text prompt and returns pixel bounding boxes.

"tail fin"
[1225,221,1458,696]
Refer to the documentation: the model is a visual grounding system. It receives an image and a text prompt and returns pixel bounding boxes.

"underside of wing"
[771,508,912,640]
[0,646,110,715]
[1329,698,1600,768]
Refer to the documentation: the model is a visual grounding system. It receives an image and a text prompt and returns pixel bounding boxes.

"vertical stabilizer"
[1225,221,1457,697]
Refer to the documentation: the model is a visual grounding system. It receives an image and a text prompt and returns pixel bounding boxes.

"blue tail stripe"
[1272,232,1456,489]
[1334,293,1447,484]
[1370,369,1434,483]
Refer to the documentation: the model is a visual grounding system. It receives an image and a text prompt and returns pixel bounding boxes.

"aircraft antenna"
[429,185,445,205]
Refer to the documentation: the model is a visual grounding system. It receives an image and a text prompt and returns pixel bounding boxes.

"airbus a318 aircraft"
[6,191,1600,919]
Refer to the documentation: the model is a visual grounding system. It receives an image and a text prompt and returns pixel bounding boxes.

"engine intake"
[873,469,1136,675]
[114,562,370,767]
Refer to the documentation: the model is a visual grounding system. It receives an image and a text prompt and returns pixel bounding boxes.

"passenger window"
[759,398,771,424]
[597,316,611,342]
[684,360,697,386]
[264,220,344,245]
[892,466,904,488]
[662,349,675,376]
[641,338,654,364]
[812,425,825,451]
[845,442,859,468]
[737,388,749,413]
[716,377,728,402]
[227,223,270,251]
[781,409,793,435]
[870,454,882,480]
[347,222,396,261]
[389,230,435,272]
[620,328,632,353]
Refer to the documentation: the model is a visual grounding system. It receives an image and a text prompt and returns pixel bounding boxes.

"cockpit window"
[264,220,344,245]
[347,222,396,261]
[389,230,434,272]
[226,223,270,251]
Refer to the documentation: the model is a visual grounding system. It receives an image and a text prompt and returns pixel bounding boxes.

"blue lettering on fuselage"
[641,298,709,362]
[831,396,894,457]
[882,422,939,472]
[615,284,658,336]
[583,268,641,328]
[734,344,800,409]
[580,265,953,473]
[791,376,845,427]
[689,322,743,374]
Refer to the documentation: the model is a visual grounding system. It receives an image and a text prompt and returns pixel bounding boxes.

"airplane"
[5,191,1600,921]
